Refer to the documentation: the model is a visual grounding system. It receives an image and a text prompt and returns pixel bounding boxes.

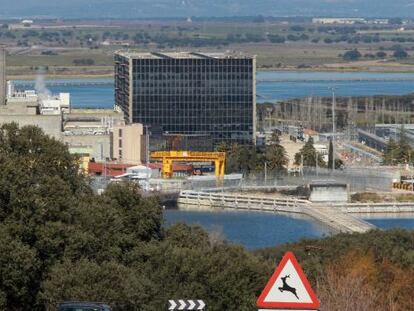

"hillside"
[257,229,414,311]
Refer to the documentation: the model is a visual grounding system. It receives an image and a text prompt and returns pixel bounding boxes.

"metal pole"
[145,125,150,166]
[0,47,6,106]
[264,162,267,185]
[330,87,336,171]
[144,125,150,186]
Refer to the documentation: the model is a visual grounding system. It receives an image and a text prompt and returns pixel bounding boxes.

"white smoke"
[35,67,51,99]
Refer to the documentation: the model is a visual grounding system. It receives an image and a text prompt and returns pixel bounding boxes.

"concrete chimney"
[0,48,5,105]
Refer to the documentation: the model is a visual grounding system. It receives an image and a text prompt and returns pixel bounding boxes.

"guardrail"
[337,202,414,213]
[178,191,378,233]
[178,190,309,214]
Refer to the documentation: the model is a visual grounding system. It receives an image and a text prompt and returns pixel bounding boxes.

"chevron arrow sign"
[168,299,205,310]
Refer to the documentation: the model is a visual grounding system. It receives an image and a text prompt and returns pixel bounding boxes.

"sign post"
[257,251,320,311]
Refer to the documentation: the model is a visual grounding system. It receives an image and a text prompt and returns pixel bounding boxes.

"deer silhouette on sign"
[278,275,299,299]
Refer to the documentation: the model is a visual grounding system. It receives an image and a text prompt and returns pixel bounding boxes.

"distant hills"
[2,0,414,19]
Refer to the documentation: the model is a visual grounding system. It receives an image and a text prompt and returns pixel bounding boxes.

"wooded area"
[0,123,413,310]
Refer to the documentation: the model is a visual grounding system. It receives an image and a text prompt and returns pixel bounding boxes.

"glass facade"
[115,52,256,146]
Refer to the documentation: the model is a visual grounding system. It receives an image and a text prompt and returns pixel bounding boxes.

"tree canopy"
[0,123,269,310]
[2,123,414,311]
[294,137,325,167]
[383,126,413,165]
[218,143,288,175]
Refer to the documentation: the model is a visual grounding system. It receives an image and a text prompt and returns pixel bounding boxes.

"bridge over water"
[177,191,414,234]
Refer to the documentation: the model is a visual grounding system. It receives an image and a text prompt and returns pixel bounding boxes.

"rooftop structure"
[39,93,70,115]
[115,51,252,60]
[115,51,256,146]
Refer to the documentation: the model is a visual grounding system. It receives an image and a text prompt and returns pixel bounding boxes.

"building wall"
[112,123,143,164]
[63,135,111,161]
[114,54,131,122]
[309,184,349,203]
[0,114,62,139]
[114,52,256,146]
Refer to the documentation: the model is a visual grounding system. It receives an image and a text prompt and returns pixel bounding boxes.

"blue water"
[164,210,414,249]
[164,210,328,249]
[257,71,414,102]
[13,71,414,108]
[364,218,414,230]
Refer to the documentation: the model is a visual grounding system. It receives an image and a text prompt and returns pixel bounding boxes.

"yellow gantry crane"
[151,151,226,179]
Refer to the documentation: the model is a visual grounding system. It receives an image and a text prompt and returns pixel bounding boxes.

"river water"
[14,70,414,109]
[164,210,414,249]
[13,71,414,248]
[164,209,328,250]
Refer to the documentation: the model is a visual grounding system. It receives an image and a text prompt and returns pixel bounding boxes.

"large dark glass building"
[114,51,256,146]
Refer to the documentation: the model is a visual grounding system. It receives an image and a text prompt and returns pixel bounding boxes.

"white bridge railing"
[178,190,309,214]
[177,191,403,233]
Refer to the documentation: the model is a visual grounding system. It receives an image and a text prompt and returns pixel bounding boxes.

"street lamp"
[329,87,337,171]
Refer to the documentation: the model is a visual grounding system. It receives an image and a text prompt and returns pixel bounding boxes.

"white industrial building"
[312,18,365,25]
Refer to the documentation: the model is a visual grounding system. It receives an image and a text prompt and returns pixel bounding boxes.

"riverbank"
[6,60,414,80]
[12,71,414,108]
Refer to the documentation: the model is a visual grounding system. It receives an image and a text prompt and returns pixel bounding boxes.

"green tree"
[393,48,408,59]
[265,144,288,172]
[216,141,230,153]
[269,129,281,145]
[383,126,412,165]
[294,137,324,167]
[376,51,387,58]
[343,49,362,61]
[0,226,40,309]
[40,259,154,311]
[397,126,411,163]
[225,144,263,174]
[383,138,400,165]
[0,123,271,310]
[328,138,334,169]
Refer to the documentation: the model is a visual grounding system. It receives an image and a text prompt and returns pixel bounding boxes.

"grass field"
[4,20,414,78]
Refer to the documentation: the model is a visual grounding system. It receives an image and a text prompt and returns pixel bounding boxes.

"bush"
[343,49,362,61]
[268,34,285,43]
[376,51,387,58]
[73,58,96,66]
[393,48,408,59]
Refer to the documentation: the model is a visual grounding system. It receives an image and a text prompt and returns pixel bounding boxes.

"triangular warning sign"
[257,251,320,309]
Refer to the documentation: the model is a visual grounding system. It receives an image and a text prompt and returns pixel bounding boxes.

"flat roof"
[116,51,254,60]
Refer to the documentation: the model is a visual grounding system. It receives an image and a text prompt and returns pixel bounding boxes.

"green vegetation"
[351,192,414,203]
[0,123,269,310]
[217,143,288,174]
[327,139,344,169]
[343,49,362,61]
[73,58,96,66]
[5,20,414,77]
[294,137,325,167]
[257,229,414,311]
[383,126,412,165]
[393,47,408,59]
[2,123,414,311]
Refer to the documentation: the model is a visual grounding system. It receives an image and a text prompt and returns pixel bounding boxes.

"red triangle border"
[256,251,320,309]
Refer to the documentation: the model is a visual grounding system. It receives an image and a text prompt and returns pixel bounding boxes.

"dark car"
[57,301,112,311]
